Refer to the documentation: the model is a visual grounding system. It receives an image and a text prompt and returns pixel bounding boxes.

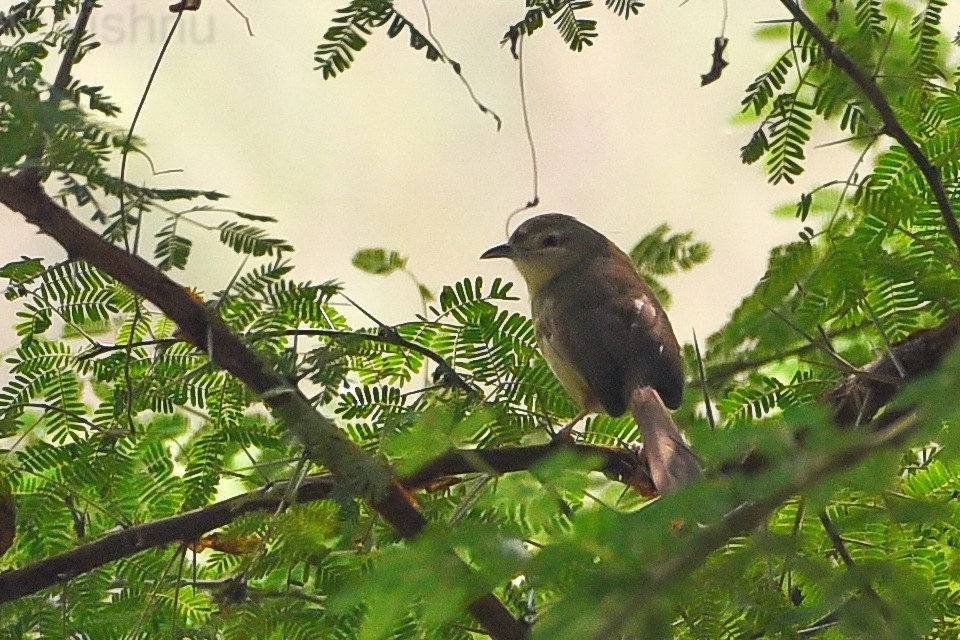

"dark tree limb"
[51,0,97,96]
[0,440,640,604]
[829,314,960,427]
[0,172,526,640]
[778,0,960,256]
[0,475,337,604]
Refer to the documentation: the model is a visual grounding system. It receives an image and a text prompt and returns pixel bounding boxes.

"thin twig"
[119,11,184,253]
[506,32,540,236]
[862,299,906,378]
[895,224,960,269]
[223,0,254,36]
[759,300,873,378]
[186,579,328,606]
[419,0,501,130]
[817,510,891,618]
[51,0,98,97]
[705,325,861,382]
[79,326,478,397]
[692,329,716,429]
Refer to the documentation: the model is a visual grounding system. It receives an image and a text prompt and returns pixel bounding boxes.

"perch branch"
[0,440,640,603]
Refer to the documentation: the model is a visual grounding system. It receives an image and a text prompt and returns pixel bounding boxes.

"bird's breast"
[532,295,597,411]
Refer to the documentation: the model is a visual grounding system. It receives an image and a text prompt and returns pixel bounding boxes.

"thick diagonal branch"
[0,172,526,640]
[829,314,960,427]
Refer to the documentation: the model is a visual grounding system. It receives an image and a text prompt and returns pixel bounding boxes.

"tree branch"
[51,0,97,97]
[0,172,526,640]
[828,314,960,427]
[777,0,960,256]
[0,440,641,604]
[0,475,336,604]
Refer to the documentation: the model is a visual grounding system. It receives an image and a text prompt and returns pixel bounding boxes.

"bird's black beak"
[480,243,513,260]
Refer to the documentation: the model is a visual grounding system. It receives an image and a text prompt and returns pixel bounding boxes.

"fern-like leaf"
[553,0,597,52]
[314,0,391,80]
[218,221,293,257]
[909,0,947,78]
[765,95,813,184]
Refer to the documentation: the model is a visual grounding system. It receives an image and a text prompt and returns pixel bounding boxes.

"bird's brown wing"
[546,255,684,415]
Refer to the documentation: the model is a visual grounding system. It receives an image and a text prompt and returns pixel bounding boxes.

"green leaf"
[629,223,711,277]
[352,248,408,276]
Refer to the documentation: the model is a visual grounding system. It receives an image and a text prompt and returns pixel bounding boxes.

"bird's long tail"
[629,386,702,495]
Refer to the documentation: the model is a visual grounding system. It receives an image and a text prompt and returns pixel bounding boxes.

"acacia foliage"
[3,1,960,639]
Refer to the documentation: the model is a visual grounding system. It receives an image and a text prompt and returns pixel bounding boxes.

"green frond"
[384,8,442,63]
[742,51,794,116]
[909,0,948,78]
[765,95,812,184]
[552,0,597,52]
[353,248,408,276]
[740,126,769,165]
[314,0,391,80]
[502,0,597,51]
[181,427,229,510]
[854,0,887,40]
[218,221,294,257]
[629,223,711,277]
[155,216,193,271]
[430,276,516,324]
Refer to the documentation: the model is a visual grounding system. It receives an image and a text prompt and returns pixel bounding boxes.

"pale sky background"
[2,0,915,353]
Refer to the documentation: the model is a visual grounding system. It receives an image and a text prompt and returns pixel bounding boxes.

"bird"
[481,213,701,494]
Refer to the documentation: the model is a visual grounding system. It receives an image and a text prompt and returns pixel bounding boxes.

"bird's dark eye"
[542,234,561,248]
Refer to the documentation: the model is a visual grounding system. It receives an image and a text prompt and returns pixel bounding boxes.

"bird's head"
[481,213,610,294]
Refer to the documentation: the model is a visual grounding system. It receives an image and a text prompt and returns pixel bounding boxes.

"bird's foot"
[629,443,658,498]
[549,409,589,444]
[552,421,577,443]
